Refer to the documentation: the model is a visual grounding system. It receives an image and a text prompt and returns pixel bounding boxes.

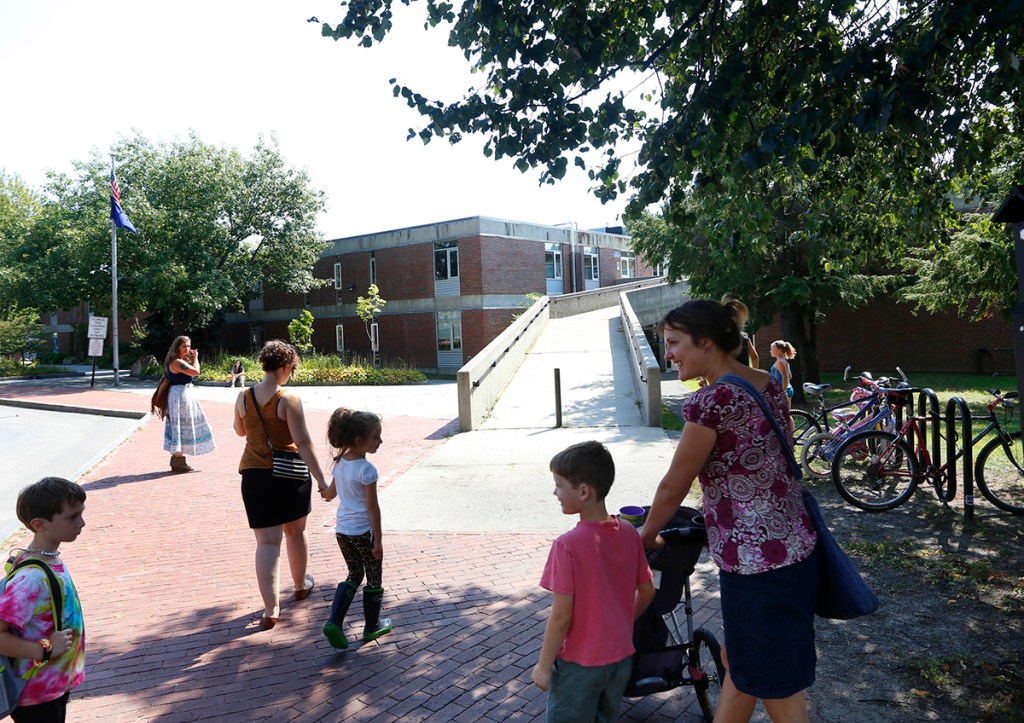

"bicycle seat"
[803,383,831,397]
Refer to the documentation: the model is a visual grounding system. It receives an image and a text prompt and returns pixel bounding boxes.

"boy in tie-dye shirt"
[0,477,86,722]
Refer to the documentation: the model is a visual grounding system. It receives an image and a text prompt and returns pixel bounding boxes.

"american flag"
[111,170,122,203]
[110,167,137,233]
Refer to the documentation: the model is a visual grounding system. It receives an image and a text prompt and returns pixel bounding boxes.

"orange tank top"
[238,389,299,471]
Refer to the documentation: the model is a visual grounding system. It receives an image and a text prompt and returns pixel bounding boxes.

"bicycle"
[831,387,1024,513]
[799,375,899,479]
[791,366,906,459]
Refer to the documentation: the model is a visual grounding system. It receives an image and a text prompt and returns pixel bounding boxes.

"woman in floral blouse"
[641,299,820,723]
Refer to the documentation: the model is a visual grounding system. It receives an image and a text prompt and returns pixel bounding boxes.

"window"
[335,324,345,352]
[369,251,376,285]
[620,251,637,278]
[333,262,342,290]
[545,243,563,279]
[436,310,462,351]
[434,241,459,281]
[584,247,599,281]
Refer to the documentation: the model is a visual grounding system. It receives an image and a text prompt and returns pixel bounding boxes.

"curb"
[0,398,148,420]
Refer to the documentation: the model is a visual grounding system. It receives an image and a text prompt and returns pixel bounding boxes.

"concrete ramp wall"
[456,279,689,431]
[457,296,551,431]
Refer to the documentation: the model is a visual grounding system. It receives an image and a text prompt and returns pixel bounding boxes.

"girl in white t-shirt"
[321,408,393,648]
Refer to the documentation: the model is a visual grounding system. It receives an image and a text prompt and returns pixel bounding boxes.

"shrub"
[199,352,426,386]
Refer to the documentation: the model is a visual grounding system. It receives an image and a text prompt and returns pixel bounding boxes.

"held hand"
[531,663,551,691]
[50,629,73,657]
[638,526,665,551]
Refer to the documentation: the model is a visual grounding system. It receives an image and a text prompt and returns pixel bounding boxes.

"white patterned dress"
[163,370,217,456]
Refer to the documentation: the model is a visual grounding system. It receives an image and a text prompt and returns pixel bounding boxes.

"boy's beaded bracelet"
[30,638,52,668]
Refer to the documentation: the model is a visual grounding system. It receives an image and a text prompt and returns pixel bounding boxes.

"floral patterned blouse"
[682,377,817,574]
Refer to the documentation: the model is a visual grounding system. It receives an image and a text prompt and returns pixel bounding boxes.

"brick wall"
[375,244,434,301]
[461,308,520,361]
[753,298,1013,375]
[478,236,547,295]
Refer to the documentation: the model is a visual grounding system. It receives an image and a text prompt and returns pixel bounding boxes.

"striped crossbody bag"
[249,388,309,482]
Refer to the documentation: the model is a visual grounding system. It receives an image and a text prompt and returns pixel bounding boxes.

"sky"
[0,0,634,240]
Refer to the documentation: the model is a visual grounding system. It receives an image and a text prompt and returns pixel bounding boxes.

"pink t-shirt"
[540,518,653,667]
[683,379,817,575]
[0,559,86,706]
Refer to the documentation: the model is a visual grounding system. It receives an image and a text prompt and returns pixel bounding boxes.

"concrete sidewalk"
[0,347,750,721]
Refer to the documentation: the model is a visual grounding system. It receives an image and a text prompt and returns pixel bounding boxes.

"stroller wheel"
[692,627,724,722]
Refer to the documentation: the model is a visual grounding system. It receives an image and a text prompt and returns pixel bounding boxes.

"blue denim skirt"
[718,544,821,699]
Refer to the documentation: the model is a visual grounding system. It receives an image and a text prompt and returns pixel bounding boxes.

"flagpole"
[110,155,120,387]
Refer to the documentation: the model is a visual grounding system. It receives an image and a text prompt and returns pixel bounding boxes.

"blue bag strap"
[717,373,803,481]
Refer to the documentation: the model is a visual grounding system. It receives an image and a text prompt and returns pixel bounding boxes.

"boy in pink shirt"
[532,441,655,722]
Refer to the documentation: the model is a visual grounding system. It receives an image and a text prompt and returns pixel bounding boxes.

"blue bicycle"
[798,369,908,479]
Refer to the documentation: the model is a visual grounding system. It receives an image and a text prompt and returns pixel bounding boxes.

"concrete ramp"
[479,307,644,429]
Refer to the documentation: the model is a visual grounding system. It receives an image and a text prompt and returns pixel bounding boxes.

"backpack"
[0,555,64,719]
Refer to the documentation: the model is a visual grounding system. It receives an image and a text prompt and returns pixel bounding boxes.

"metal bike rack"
[945,397,974,522]
[915,388,942,468]
[915,388,975,520]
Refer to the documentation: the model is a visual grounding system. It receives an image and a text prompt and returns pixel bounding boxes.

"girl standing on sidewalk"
[769,340,796,401]
[321,408,393,648]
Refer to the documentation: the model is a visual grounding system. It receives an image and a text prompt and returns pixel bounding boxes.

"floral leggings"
[335,532,382,588]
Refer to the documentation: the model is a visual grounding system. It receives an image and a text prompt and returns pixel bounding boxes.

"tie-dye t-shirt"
[0,558,85,706]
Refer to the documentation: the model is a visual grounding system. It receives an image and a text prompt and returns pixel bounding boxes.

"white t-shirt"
[333,457,378,535]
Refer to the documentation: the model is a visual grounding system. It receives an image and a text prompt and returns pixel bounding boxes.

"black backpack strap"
[717,373,803,481]
[7,559,64,631]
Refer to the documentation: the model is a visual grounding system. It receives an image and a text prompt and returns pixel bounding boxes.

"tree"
[315,1,1020,372]
[0,307,46,358]
[356,283,387,366]
[11,132,329,333]
[0,171,42,310]
[901,119,1023,321]
[629,132,937,392]
[315,1,1021,219]
[288,309,316,355]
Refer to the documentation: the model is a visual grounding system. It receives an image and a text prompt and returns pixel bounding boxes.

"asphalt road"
[0,405,143,541]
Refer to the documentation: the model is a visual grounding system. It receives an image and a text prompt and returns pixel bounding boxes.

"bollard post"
[554,368,562,428]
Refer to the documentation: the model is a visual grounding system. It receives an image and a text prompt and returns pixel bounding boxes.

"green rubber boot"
[322,581,357,649]
[362,586,393,641]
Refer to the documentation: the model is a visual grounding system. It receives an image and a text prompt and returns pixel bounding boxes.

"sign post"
[87,316,109,388]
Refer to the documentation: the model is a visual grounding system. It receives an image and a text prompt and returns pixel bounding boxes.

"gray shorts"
[546,655,632,723]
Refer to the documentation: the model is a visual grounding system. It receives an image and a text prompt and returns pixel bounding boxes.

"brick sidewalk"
[1,386,720,722]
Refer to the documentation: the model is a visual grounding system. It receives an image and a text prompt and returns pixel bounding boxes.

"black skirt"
[240,467,312,529]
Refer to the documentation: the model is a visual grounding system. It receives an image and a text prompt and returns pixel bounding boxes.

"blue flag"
[110,169,137,233]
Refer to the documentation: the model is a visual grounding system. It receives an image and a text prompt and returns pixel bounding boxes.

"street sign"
[88,338,104,358]
[88,316,109,340]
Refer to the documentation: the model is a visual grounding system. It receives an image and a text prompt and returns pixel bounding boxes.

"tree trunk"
[779,305,820,404]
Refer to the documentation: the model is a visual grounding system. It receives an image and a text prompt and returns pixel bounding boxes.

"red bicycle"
[830,388,1023,513]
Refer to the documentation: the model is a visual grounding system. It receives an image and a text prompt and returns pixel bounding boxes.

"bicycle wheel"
[801,432,841,479]
[790,410,821,453]
[692,627,724,722]
[975,431,1024,514]
[832,431,920,511]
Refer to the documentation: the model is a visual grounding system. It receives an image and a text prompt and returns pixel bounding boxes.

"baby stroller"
[624,506,724,722]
